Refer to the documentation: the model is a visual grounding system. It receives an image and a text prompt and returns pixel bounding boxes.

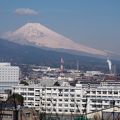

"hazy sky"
[0,0,120,54]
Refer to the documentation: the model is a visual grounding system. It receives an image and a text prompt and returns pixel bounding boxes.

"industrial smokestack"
[60,58,64,72]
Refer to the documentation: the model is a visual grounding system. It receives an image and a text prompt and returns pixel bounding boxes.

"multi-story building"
[0,63,20,91]
[13,82,85,114]
[86,85,120,113]
[12,81,120,117]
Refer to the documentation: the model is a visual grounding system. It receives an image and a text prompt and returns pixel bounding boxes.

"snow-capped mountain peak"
[4,23,107,56]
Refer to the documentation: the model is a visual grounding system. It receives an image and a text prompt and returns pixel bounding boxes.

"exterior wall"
[13,84,120,116]
[13,84,84,115]
[86,86,120,113]
[0,108,39,120]
[0,63,19,91]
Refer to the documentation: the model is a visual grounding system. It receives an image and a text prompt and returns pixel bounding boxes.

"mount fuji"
[4,23,106,56]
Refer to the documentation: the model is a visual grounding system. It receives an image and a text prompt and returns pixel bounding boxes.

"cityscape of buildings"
[0,1,120,120]
[0,59,120,120]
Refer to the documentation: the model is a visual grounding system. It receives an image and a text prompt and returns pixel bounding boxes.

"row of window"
[87,91,119,95]
[91,100,120,104]
[42,93,80,97]
[42,88,75,92]
[42,108,77,113]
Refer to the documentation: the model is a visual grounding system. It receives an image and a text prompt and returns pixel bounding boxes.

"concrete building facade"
[0,63,19,91]
[12,82,120,118]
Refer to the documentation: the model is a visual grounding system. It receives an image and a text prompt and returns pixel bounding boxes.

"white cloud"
[15,8,38,15]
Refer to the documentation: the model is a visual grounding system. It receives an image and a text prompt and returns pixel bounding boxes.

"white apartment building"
[86,85,120,113]
[0,63,20,91]
[13,83,86,114]
[12,82,120,116]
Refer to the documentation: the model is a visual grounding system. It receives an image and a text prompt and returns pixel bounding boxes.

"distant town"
[0,58,120,120]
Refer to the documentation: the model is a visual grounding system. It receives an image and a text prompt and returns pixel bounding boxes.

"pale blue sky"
[0,0,120,53]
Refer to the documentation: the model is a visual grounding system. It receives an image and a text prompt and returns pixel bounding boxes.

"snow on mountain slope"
[4,23,106,56]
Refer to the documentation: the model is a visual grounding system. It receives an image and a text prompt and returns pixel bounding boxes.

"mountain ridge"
[4,23,107,56]
[0,38,108,71]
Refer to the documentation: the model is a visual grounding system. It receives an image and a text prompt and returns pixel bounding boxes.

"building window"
[35,90,40,92]
[86,91,90,94]
[76,94,80,97]
[70,94,74,97]
[53,108,56,112]
[28,88,34,91]
[47,98,51,101]
[91,100,96,102]
[59,93,62,96]
[52,93,57,96]
[28,93,34,96]
[64,99,68,102]
[64,104,68,107]
[21,92,26,95]
[64,109,68,112]
[70,109,74,112]
[114,91,118,94]
[97,100,102,103]
[70,89,75,92]
[47,93,51,95]
[58,89,63,92]
[28,97,34,100]
[59,99,62,101]
[64,89,69,92]
[92,91,96,94]
[59,104,62,107]
[59,109,62,112]
[64,94,68,97]
[47,103,50,106]
[53,99,57,101]
[76,109,80,113]
[70,104,74,107]
[103,91,107,94]
[82,99,86,102]
[108,91,112,94]
[97,91,101,94]
[77,100,80,102]
[71,99,74,102]
[53,104,56,106]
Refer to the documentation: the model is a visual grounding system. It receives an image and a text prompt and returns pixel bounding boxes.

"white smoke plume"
[107,58,112,71]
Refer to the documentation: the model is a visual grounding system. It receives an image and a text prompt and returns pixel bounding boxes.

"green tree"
[6,93,24,106]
